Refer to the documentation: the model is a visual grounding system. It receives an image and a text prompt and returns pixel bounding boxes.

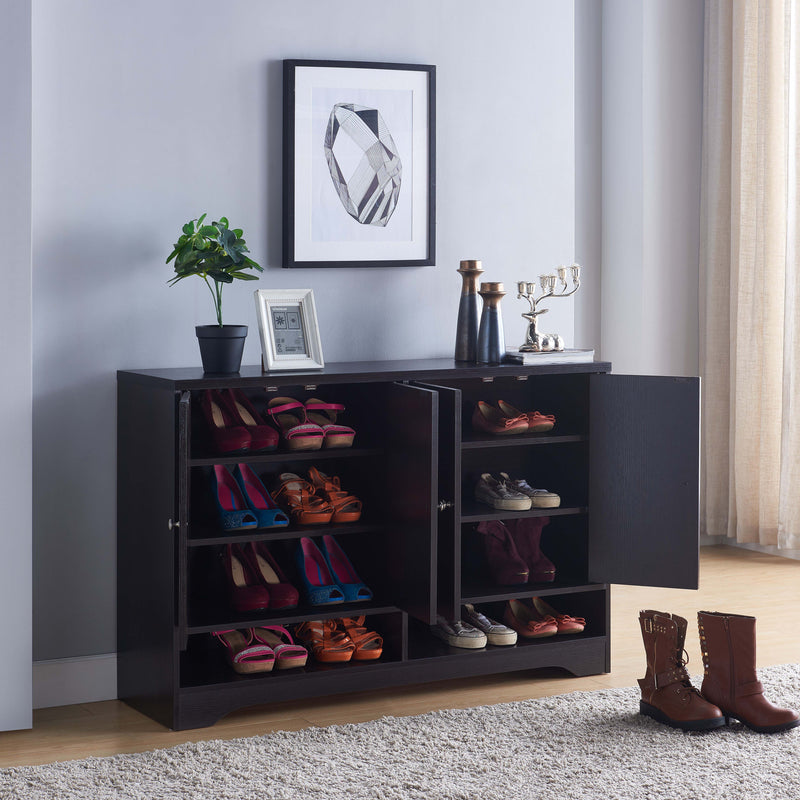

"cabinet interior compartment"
[460,513,590,601]
[180,610,406,690]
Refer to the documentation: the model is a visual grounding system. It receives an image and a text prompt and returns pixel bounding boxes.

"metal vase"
[476,282,506,365]
[454,260,484,362]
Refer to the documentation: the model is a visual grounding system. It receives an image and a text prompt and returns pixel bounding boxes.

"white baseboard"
[33,653,117,709]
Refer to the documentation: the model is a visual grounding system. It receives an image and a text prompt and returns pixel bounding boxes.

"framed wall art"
[253,288,324,371]
[283,59,436,268]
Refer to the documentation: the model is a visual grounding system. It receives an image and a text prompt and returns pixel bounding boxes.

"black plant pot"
[195,325,247,374]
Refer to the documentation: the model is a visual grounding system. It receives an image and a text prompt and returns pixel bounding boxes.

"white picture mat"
[254,289,324,371]
[293,66,429,262]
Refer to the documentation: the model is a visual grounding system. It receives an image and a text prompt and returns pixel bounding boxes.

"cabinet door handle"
[168,518,180,531]
[437,500,454,512]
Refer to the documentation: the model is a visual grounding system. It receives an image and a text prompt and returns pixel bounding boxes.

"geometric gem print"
[323,102,402,227]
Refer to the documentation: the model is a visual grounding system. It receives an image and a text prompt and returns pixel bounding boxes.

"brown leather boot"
[638,610,725,730]
[697,610,800,733]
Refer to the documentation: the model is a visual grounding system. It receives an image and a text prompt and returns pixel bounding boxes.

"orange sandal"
[304,398,356,448]
[497,400,556,433]
[273,473,334,525]
[338,617,383,660]
[307,467,362,523]
[295,620,355,663]
[266,397,324,451]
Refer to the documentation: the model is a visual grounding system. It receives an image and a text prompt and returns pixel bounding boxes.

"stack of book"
[503,348,595,366]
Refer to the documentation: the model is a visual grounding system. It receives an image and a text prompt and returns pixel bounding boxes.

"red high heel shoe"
[222,389,279,452]
[199,389,251,454]
[242,541,299,609]
[224,544,270,612]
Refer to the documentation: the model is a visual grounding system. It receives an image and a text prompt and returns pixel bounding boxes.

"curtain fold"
[701,0,800,548]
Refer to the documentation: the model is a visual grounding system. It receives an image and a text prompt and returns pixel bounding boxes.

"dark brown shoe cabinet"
[117,359,699,730]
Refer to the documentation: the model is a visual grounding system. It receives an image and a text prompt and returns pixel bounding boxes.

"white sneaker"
[499,473,560,508]
[463,604,518,646]
[474,473,532,511]
[430,616,487,649]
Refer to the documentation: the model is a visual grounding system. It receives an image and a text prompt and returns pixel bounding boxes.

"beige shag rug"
[2,663,799,800]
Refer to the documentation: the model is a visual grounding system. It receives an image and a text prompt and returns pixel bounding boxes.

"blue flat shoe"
[211,465,257,531]
[321,534,373,603]
[233,464,290,529]
[296,537,344,605]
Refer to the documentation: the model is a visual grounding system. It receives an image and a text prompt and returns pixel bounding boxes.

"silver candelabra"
[516,263,581,352]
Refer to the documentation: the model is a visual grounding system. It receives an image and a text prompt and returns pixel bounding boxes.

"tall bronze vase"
[454,260,484,362]
[476,282,506,365]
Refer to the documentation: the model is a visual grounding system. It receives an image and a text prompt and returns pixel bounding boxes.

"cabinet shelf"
[461,432,586,450]
[460,502,588,523]
[460,581,607,606]
[189,446,383,467]
[187,602,399,635]
[407,631,607,662]
[188,520,384,546]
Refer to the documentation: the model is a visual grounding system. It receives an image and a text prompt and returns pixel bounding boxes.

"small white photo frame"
[254,288,324,372]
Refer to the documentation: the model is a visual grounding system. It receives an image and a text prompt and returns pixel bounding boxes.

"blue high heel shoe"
[233,464,290,530]
[211,465,258,531]
[321,534,373,603]
[295,537,344,605]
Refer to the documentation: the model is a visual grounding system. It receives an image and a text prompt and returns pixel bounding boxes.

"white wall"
[31,0,577,663]
[0,0,33,729]
[601,0,703,375]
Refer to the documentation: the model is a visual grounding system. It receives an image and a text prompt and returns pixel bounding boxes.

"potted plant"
[167,214,263,373]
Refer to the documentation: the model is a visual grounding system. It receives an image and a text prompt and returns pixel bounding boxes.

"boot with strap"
[697,610,800,733]
[638,609,725,731]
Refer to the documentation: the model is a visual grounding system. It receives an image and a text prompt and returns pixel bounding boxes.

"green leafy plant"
[167,214,263,326]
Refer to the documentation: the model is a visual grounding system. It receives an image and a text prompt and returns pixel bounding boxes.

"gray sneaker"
[475,473,532,511]
[431,616,487,649]
[499,472,560,508]
[463,603,517,646]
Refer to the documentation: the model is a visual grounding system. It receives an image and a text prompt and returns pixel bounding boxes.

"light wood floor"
[1,545,798,768]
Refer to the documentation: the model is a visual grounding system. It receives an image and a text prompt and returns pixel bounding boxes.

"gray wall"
[600,0,703,375]
[31,1,578,661]
[0,0,33,728]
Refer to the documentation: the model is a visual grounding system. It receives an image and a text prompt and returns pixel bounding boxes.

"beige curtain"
[701,0,800,548]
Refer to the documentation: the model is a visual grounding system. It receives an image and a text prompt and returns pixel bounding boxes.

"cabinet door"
[413,382,462,621]
[176,390,190,645]
[588,374,699,589]
[382,382,440,624]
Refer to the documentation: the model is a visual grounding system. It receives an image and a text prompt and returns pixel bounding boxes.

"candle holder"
[516,264,581,352]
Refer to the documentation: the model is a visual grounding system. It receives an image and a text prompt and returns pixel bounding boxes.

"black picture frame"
[283,59,436,268]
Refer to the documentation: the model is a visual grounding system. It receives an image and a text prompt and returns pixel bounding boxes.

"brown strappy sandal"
[337,617,383,660]
[272,473,334,525]
[307,467,362,523]
[294,620,355,663]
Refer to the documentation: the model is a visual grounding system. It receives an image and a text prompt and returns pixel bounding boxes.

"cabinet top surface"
[117,357,612,388]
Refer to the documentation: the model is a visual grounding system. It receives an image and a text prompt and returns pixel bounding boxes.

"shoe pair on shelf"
[475,472,560,512]
[266,396,355,451]
[430,605,517,649]
[201,389,280,455]
[477,518,555,585]
[294,616,383,663]
[296,535,373,606]
[273,468,362,525]
[504,597,586,639]
[212,463,290,532]
[472,400,555,436]
[212,625,308,674]
[200,389,355,455]
[223,541,299,612]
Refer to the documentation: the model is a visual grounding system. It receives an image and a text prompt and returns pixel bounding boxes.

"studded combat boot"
[637,610,725,731]
[697,611,800,733]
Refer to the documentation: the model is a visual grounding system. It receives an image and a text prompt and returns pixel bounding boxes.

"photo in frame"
[254,288,324,371]
[283,59,436,268]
